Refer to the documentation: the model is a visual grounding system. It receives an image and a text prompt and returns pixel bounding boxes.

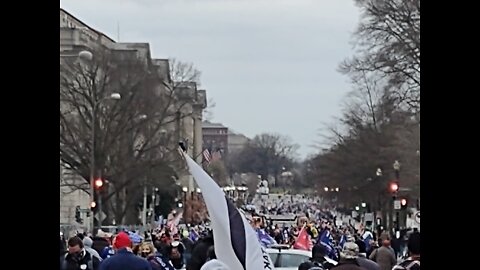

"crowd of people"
[60,194,419,270]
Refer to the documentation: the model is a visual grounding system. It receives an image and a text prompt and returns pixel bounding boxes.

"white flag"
[182,152,274,270]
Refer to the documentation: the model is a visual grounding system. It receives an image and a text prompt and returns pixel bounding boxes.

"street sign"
[394,200,401,210]
[414,211,420,224]
[95,211,106,223]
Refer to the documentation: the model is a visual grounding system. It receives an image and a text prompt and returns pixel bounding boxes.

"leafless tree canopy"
[312,88,419,208]
[340,0,420,113]
[60,50,201,223]
[206,160,229,187]
[309,0,420,208]
[228,133,299,182]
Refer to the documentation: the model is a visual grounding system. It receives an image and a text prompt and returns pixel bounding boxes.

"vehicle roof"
[266,248,311,256]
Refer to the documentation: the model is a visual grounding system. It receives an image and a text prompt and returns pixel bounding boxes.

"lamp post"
[83,50,121,233]
[393,160,401,233]
[182,186,188,223]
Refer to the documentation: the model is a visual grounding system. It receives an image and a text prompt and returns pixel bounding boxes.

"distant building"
[202,121,228,157]
[228,130,250,154]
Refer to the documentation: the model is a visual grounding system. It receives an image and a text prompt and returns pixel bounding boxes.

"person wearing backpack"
[392,232,420,270]
[61,236,101,270]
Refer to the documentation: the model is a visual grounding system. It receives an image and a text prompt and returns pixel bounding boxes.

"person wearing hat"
[330,242,365,270]
[99,232,152,270]
[83,237,102,262]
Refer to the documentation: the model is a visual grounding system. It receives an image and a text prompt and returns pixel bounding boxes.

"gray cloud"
[61,0,359,159]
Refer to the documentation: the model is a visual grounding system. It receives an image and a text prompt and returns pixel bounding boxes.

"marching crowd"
[60,195,419,270]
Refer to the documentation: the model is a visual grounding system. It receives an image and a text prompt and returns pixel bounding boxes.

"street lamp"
[361,202,367,208]
[335,187,340,192]
[393,160,401,232]
[182,186,188,193]
[89,91,121,232]
[376,168,383,177]
[393,160,401,179]
[83,47,121,232]
[79,50,93,61]
[324,187,329,192]
[355,206,360,211]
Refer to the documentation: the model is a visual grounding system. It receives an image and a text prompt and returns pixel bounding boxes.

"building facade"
[60,8,206,228]
[227,131,249,154]
[202,121,229,157]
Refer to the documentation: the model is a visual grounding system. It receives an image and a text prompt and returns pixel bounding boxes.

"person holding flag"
[293,216,314,251]
[316,222,339,261]
[251,216,277,248]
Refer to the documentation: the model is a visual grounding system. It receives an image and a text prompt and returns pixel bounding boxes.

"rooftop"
[202,121,227,129]
[60,8,116,43]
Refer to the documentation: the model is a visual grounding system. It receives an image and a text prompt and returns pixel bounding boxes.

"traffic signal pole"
[394,161,400,234]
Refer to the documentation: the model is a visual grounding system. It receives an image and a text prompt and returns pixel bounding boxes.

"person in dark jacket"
[93,235,111,255]
[62,236,101,270]
[186,231,214,270]
[60,237,67,268]
[392,232,420,270]
[99,232,152,270]
[311,244,336,269]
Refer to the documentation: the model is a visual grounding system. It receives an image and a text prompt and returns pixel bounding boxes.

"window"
[267,253,279,268]
[279,254,310,268]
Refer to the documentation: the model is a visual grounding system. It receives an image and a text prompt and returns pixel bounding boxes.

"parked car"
[267,245,311,270]
[266,245,337,270]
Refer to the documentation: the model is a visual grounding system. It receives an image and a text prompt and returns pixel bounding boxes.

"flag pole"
[179,141,204,161]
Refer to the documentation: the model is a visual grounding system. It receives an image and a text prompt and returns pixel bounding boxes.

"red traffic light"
[401,198,407,206]
[94,178,103,188]
[389,181,399,193]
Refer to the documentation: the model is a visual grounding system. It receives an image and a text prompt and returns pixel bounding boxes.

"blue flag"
[316,229,337,260]
[256,228,277,248]
[189,229,199,242]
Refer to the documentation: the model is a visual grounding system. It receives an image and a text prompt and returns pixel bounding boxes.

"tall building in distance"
[202,121,228,157]
[227,130,250,155]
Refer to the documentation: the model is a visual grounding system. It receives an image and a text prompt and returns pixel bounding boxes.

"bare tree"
[207,160,229,186]
[60,50,202,224]
[168,58,201,89]
[340,0,420,113]
[312,89,419,209]
[228,133,299,184]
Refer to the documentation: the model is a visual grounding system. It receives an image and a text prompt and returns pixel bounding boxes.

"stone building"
[60,8,206,228]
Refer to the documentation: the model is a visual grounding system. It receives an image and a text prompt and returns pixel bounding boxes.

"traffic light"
[94,178,103,189]
[389,181,399,193]
[90,201,97,211]
[75,206,83,224]
[400,198,408,209]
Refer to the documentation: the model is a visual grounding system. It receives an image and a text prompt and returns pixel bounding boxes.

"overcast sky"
[61,0,360,159]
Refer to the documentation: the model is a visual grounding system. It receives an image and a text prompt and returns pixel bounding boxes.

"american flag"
[203,148,212,163]
[203,148,222,165]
